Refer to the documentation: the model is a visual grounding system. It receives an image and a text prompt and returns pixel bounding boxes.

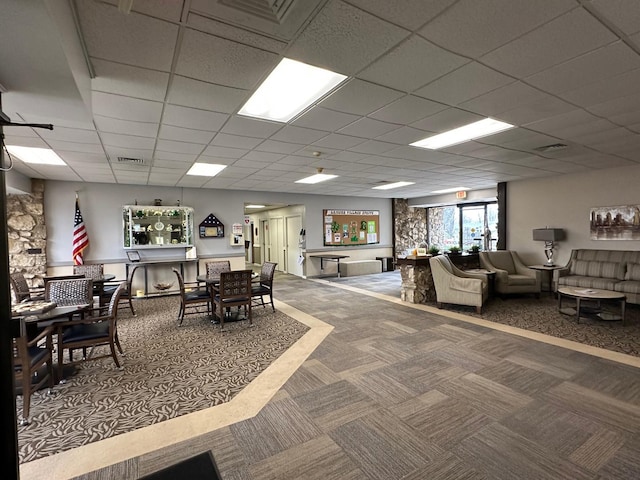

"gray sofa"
[556,249,640,304]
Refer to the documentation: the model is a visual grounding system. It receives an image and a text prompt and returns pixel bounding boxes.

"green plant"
[448,246,461,254]
[468,244,480,253]
[428,245,440,255]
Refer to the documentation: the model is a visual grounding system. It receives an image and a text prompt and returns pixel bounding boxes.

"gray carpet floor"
[21,270,640,479]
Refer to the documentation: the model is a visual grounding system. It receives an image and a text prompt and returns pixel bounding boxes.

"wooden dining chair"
[12,317,55,425]
[10,271,45,303]
[205,260,231,279]
[45,278,94,307]
[101,264,140,315]
[172,268,211,325]
[213,270,253,330]
[56,282,126,380]
[251,262,277,312]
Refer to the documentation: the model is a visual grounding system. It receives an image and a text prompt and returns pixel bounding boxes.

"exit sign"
[455,191,467,199]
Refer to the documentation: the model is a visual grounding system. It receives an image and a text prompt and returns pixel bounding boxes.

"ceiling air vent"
[117,156,145,165]
[534,143,568,153]
[220,0,295,24]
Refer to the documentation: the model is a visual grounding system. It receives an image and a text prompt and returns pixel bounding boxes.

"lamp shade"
[532,228,565,242]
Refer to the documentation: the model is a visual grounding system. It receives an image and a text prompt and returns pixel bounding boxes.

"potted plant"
[428,245,440,256]
[448,246,461,255]
[468,244,480,254]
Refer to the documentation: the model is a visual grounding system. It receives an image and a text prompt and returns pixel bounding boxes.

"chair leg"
[21,373,32,426]
[269,294,275,312]
[476,306,482,314]
[109,339,121,369]
[128,297,136,316]
[114,332,124,355]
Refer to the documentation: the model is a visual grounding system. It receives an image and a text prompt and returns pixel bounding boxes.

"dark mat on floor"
[139,452,221,480]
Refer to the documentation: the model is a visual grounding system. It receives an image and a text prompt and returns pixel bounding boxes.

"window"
[427,202,498,251]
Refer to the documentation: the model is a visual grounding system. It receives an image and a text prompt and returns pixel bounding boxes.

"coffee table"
[557,286,626,325]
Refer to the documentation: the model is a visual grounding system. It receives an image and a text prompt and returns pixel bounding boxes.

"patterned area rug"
[17,296,309,464]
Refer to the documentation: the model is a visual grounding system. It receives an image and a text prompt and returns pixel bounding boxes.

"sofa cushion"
[614,280,640,296]
[569,260,625,280]
[557,275,620,291]
[624,262,640,281]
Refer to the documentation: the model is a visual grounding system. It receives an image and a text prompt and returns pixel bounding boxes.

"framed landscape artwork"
[590,204,640,240]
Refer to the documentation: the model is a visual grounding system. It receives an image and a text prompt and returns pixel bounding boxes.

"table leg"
[576,297,581,324]
[621,299,626,326]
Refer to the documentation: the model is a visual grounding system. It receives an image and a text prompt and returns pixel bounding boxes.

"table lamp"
[532,228,565,266]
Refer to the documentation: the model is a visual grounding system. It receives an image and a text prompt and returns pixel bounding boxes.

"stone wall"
[7,179,47,287]
[393,198,426,257]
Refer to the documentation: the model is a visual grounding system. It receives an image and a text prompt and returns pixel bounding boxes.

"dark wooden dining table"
[195,273,258,323]
[12,302,92,383]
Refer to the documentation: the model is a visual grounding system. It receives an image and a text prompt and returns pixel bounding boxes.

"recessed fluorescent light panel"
[295,173,338,184]
[410,118,514,150]
[245,204,265,209]
[238,58,348,123]
[431,187,470,194]
[6,146,66,165]
[186,163,226,176]
[373,181,415,190]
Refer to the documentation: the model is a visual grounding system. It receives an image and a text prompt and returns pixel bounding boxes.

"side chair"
[102,264,140,316]
[45,278,94,308]
[13,317,55,425]
[56,282,126,381]
[10,271,45,303]
[205,260,231,279]
[213,269,253,330]
[252,262,277,312]
[172,268,211,325]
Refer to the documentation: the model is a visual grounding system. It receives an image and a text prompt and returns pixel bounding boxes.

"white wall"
[44,181,393,269]
[507,164,640,266]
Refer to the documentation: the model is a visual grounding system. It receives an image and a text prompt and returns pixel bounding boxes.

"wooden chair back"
[214,270,253,329]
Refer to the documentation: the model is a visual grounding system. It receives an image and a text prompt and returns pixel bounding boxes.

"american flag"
[72,197,89,265]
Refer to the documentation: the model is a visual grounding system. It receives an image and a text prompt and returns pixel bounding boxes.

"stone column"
[7,179,47,287]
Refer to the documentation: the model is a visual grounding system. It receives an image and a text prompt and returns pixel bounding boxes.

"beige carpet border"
[313,278,640,369]
[19,299,333,480]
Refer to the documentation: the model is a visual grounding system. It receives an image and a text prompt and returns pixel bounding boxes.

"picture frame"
[126,250,141,262]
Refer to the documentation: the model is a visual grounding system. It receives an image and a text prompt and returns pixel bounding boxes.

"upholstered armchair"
[429,255,489,314]
[479,250,541,297]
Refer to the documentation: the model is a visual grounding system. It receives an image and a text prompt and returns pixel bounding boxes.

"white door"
[286,215,303,276]
[269,217,285,271]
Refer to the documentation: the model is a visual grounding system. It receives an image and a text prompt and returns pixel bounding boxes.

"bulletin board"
[323,209,380,246]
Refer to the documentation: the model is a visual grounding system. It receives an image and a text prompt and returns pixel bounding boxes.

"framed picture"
[126,250,141,262]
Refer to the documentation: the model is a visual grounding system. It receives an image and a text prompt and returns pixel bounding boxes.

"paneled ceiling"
[1,0,640,199]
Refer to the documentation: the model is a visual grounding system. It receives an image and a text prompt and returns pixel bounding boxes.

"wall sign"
[323,209,380,246]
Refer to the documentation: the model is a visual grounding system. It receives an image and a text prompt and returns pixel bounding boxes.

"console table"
[126,258,200,297]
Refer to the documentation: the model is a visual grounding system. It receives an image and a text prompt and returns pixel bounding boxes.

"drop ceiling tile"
[589,0,640,36]
[242,150,285,163]
[320,79,404,116]
[210,133,263,149]
[100,133,156,150]
[46,140,105,155]
[276,156,317,167]
[153,158,192,169]
[91,59,169,102]
[459,82,548,118]
[186,12,287,53]
[348,140,398,155]
[526,42,640,95]
[92,92,163,123]
[480,8,617,78]
[176,29,279,89]
[359,35,469,92]
[287,0,409,76]
[411,108,484,133]
[38,126,100,144]
[255,140,305,154]
[270,125,328,144]
[369,95,448,124]
[159,125,214,144]
[375,126,430,145]
[337,117,400,138]
[76,0,178,71]
[328,151,369,162]
[496,94,576,126]
[292,107,360,131]
[347,0,456,31]
[420,0,576,58]
[311,133,365,150]
[57,152,108,164]
[415,62,515,106]
[167,75,248,113]
[162,105,229,131]
[560,67,640,107]
[221,116,282,138]
[154,151,198,163]
[201,145,247,159]
[155,139,205,155]
[94,116,159,138]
